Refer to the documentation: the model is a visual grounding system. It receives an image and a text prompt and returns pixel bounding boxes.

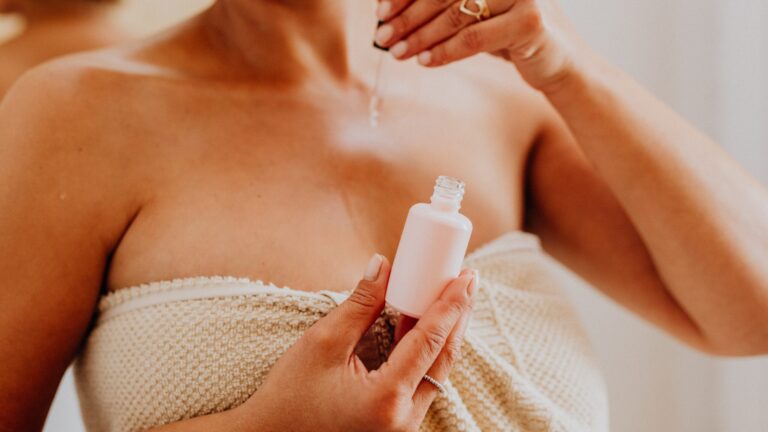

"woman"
[0,0,129,97]
[1,0,767,430]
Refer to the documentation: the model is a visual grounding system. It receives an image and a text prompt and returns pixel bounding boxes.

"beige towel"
[74,232,608,431]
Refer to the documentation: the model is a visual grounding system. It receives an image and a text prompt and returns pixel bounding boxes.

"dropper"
[370,21,389,128]
[369,51,386,128]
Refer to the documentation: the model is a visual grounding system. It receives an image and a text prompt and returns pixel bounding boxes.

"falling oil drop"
[369,51,386,128]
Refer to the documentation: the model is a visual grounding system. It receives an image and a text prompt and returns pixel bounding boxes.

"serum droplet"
[369,94,381,128]
[368,51,387,128]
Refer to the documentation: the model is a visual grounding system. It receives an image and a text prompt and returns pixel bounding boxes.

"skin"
[374,0,768,352]
[0,0,130,97]
[1,0,768,430]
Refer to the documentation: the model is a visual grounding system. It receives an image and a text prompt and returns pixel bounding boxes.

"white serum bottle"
[386,176,473,318]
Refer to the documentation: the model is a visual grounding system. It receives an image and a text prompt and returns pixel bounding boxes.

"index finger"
[377,0,414,21]
[374,0,454,50]
[379,270,475,392]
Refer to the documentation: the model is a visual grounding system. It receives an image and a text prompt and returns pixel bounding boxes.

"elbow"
[690,283,768,357]
[694,328,768,357]
[699,343,768,357]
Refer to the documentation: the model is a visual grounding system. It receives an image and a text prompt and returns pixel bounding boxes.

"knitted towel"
[74,232,608,431]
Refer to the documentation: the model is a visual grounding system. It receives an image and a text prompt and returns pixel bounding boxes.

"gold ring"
[459,0,491,22]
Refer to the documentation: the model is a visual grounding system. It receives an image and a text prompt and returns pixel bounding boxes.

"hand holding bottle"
[232,255,477,432]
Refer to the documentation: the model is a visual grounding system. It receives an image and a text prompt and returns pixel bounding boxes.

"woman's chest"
[107,89,537,293]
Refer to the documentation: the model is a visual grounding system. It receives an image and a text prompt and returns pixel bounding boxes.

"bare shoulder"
[435,54,562,148]
[455,55,556,116]
[3,47,140,126]
[5,40,178,111]
[0,48,156,248]
[0,32,189,164]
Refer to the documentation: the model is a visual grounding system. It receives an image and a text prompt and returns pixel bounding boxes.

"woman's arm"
[531,57,768,355]
[0,66,137,430]
[376,0,768,355]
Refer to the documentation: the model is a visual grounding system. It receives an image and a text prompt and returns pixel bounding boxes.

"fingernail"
[373,21,389,51]
[390,41,408,58]
[377,1,392,20]
[375,24,394,46]
[467,270,479,296]
[418,51,432,66]
[364,253,384,281]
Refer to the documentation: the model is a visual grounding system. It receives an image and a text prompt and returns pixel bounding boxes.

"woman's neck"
[204,0,376,85]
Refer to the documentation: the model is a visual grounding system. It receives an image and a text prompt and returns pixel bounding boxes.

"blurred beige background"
[3,1,767,431]
[0,0,211,42]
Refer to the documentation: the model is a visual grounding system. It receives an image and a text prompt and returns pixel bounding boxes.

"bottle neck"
[429,176,465,212]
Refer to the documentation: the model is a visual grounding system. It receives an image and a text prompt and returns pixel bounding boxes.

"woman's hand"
[374,0,586,91]
[236,255,477,432]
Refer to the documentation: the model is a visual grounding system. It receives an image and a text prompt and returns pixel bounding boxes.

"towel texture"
[74,232,608,431]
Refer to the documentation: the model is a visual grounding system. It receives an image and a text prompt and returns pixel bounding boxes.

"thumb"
[319,254,391,355]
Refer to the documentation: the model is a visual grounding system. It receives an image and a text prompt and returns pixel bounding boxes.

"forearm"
[149,405,254,432]
[543,55,768,354]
